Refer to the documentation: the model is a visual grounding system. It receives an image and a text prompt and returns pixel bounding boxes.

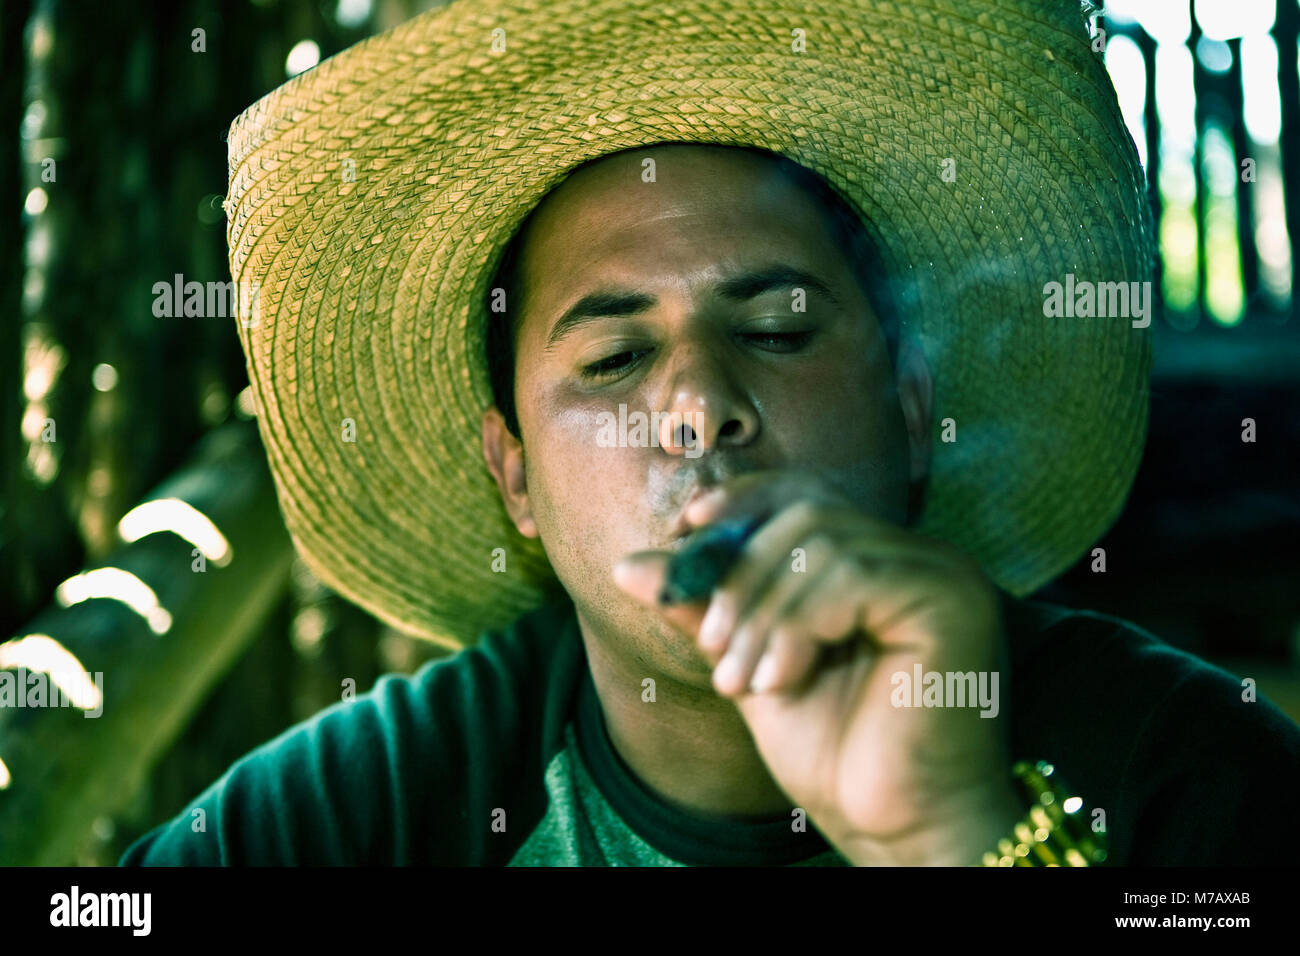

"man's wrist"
[827,778,1025,867]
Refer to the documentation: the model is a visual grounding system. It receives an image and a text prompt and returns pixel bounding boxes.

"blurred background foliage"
[1,0,1297,865]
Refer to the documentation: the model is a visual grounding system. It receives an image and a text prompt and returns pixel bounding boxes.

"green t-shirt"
[119,592,1300,865]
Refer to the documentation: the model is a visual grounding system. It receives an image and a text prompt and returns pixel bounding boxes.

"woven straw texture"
[224,0,1153,649]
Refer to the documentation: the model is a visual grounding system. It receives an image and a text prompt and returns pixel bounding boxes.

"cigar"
[658,512,767,605]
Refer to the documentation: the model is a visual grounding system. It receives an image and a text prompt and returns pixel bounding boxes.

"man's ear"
[481,406,538,539]
[894,336,933,485]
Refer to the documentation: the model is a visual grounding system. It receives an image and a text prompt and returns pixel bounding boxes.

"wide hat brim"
[224,0,1153,650]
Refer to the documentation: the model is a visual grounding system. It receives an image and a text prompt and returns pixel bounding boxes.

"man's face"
[483,144,925,684]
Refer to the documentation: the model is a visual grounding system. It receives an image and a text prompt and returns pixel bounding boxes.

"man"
[121,0,1300,866]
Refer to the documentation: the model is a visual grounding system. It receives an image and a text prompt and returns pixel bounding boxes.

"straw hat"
[223,0,1153,650]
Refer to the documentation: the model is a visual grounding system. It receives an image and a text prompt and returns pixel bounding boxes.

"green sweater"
[119,593,1300,865]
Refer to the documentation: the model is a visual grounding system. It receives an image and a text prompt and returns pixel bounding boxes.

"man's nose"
[655,341,760,456]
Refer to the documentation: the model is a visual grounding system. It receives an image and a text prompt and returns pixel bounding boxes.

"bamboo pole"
[0,420,294,865]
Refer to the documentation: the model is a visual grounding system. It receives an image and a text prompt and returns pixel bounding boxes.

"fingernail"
[698,606,726,651]
[750,653,778,693]
[713,653,743,693]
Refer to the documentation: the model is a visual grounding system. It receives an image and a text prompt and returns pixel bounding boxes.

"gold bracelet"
[981,760,1108,867]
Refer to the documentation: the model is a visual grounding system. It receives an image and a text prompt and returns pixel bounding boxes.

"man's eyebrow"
[543,264,842,350]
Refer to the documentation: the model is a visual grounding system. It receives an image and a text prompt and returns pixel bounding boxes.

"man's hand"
[612,469,1022,865]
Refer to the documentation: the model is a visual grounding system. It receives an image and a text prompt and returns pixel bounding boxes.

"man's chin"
[646,614,717,683]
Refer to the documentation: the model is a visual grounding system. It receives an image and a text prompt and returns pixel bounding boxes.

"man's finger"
[612,550,709,638]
